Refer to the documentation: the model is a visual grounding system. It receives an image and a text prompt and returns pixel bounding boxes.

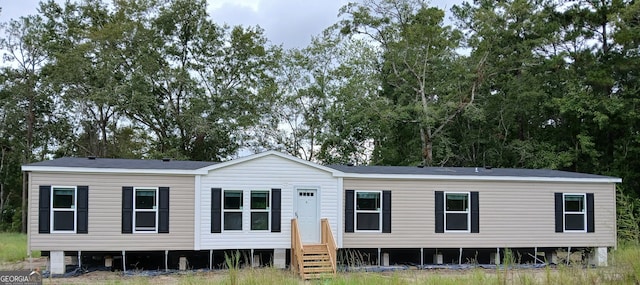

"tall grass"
[11,245,640,284]
[223,250,241,285]
[0,232,40,263]
[1,233,639,285]
[610,242,640,284]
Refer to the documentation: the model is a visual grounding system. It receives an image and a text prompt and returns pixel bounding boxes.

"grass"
[0,232,40,263]
[1,232,639,284]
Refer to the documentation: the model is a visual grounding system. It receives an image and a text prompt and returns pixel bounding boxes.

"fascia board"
[21,166,203,175]
[333,173,622,184]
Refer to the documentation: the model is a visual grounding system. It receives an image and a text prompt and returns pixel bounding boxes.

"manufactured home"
[22,151,620,277]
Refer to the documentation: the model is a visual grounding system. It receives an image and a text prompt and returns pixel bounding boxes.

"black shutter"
[211,188,222,233]
[271,189,281,232]
[435,191,444,233]
[554,192,563,233]
[122,187,133,234]
[76,186,89,234]
[382,190,391,233]
[345,190,354,233]
[38,186,51,234]
[586,193,595,233]
[158,187,170,233]
[471,191,479,233]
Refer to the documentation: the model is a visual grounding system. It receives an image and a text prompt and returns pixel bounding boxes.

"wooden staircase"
[291,218,337,280]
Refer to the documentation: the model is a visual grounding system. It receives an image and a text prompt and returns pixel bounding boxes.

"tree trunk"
[100,108,109,157]
[0,148,5,216]
[420,127,433,166]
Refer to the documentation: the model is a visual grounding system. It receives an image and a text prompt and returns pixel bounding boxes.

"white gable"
[196,150,342,250]
[197,150,341,175]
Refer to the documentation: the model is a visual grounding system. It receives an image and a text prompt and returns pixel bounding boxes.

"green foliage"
[339,0,478,166]
[617,188,640,242]
[223,251,241,285]
[612,243,640,284]
[0,0,639,239]
[0,246,640,284]
[0,233,40,263]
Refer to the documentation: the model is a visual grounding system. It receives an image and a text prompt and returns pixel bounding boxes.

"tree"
[318,36,387,165]
[119,0,278,161]
[260,29,383,164]
[39,0,151,158]
[0,14,68,232]
[449,0,566,168]
[339,0,485,166]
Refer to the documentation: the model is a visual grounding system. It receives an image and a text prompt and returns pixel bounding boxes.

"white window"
[223,190,243,231]
[51,186,77,233]
[564,193,586,232]
[355,191,381,231]
[445,192,470,232]
[134,187,158,232]
[250,191,270,231]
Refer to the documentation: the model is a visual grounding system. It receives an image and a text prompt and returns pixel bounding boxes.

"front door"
[296,189,319,243]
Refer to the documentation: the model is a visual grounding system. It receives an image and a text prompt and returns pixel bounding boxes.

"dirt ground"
[1,258,229,284]
[0,257,47,271]
[0,257,614,285]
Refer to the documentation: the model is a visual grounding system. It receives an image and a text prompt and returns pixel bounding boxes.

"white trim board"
[333,173,621,183]
[21,166,204,175]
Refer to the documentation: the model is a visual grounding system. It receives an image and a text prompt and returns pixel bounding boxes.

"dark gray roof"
[24,156,619,180]
[327,165,618,179]
[24,157,217,170]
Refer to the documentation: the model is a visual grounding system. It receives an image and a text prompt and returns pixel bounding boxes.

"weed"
[338,249,372,268]
[223,250,241,285]
[0,232,40,263]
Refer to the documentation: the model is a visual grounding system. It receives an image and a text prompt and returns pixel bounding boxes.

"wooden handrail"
[291,218,305,275]
[321,218,337,274]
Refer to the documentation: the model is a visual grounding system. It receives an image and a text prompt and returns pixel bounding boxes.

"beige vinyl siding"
[28,172,195,251]
[343,179,616,249]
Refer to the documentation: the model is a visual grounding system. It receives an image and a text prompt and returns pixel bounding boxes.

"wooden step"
[303,252,329,258]
[296,243,335,280]
[302,266,333,273]
[303,260,332,267]
[303,257,329,262]
[304,244,328,253]
[303,265,333,273]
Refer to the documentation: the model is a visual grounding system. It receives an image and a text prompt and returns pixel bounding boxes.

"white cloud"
[1,0,464,49]
[208,0,260,11]
[0,0,43,22]
[209,0,349,48]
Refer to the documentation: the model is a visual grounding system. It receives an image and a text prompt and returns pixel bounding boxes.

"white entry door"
[296,189,319,243]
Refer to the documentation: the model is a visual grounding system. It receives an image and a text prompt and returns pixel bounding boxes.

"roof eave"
[334,173,622,183]
[21,166,204,175]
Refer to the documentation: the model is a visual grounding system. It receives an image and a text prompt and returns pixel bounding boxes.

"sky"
[0,0,463,49]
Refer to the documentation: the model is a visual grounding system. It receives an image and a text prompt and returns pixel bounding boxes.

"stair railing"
[291,218,305,276]
[321,218,337,274]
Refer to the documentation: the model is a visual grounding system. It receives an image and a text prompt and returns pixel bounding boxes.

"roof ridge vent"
[162,158,171,162]
[87,156,96,160]
[485,165,492,170]
[346,163,354,167]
